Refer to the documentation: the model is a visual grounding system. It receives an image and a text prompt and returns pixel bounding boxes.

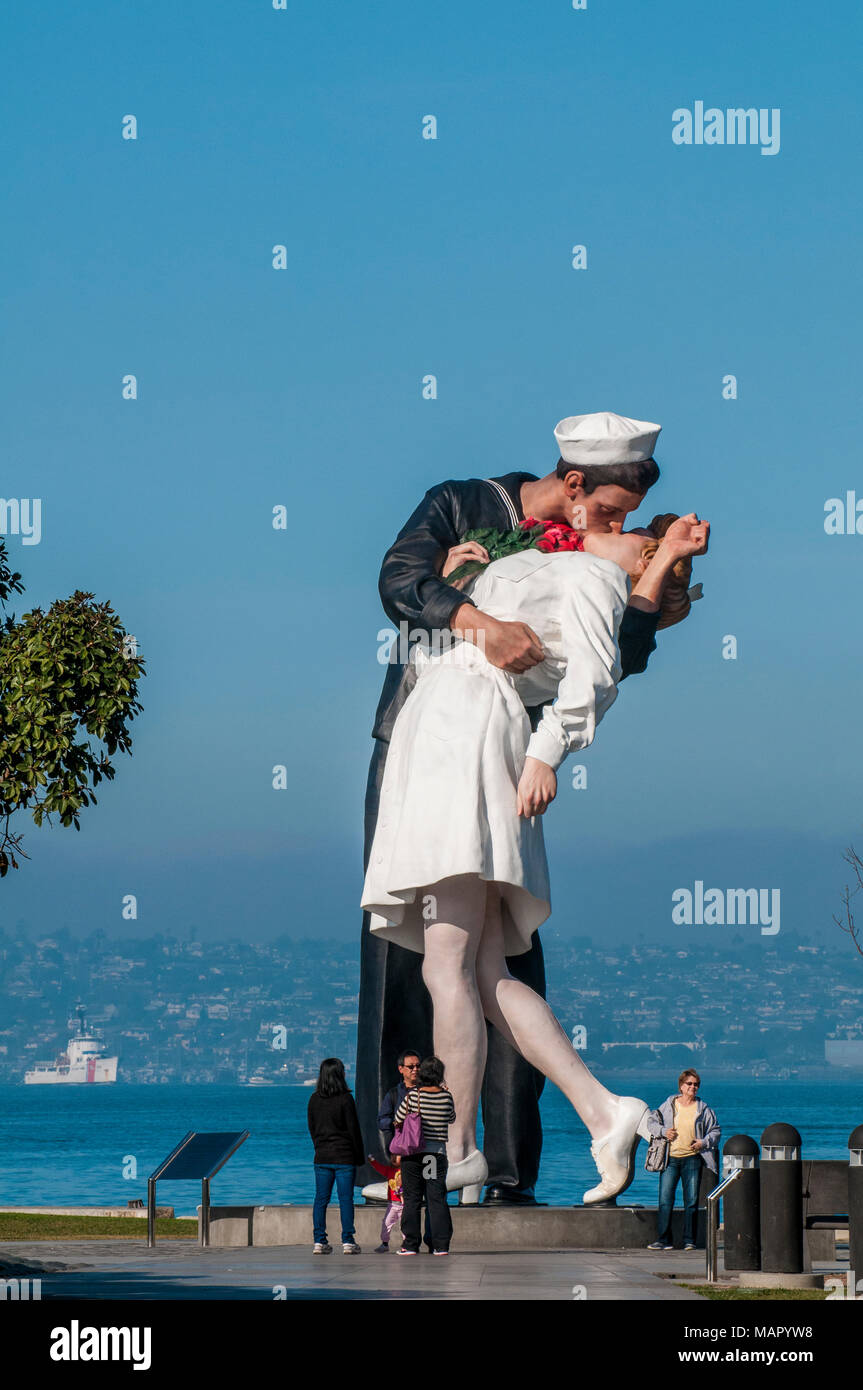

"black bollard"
[849,1124,863,1294]
[722,1135,760,1271]
[760,1123,803,1274]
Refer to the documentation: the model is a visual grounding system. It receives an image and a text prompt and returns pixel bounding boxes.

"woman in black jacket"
[307,1057,365,1253]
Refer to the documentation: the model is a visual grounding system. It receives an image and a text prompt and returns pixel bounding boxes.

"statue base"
[201,1203,707,1250]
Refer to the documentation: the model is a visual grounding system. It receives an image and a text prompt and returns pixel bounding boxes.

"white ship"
[24,1006,118,1085]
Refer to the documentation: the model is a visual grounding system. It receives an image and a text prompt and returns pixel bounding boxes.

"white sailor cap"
[554,411,661,466]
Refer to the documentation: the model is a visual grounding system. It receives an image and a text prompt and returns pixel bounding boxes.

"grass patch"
[678,1284,829,1301]
[0,1213,197,1242]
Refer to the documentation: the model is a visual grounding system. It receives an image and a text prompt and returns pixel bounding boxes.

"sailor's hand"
[450,607,546,673]
[481,616,545,673]
[517,757,557,817]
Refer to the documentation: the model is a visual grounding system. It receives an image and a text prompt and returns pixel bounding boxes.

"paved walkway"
[1,1240,709,1300]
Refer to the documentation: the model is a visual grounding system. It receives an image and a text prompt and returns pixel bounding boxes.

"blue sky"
[2,1,861,948]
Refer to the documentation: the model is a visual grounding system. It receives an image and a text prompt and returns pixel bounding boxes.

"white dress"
[361,549,628,956]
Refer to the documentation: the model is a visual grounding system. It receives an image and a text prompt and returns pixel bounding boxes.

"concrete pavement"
[0,1239,710,1300]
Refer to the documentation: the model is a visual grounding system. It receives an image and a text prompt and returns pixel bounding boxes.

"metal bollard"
[760,1123,803,1274]
[849,1124,863,1292]
[706,1169,740,1283]
[147,1176,156,1249]
[722,1135,760,1271]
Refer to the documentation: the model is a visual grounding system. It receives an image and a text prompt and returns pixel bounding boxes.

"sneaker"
[342,1242,362,1254]
[313,1242,332,1254]
[683,1242,696,1251]
[646,1241,665,1250]
[375,1243,390,1253]
[432,1249,450,1256]
[397,1248,418,1256]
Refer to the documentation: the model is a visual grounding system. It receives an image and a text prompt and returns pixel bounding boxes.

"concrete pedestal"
[202,1203,707,1250]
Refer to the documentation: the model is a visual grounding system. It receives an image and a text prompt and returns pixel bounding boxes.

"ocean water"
[1,1080,861,1218]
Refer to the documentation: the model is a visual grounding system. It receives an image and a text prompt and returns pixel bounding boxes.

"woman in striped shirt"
[393,1056,456,1254]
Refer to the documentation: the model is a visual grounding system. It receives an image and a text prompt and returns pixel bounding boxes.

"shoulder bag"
[389,1087,425,1156]
[644,1101,671,1173]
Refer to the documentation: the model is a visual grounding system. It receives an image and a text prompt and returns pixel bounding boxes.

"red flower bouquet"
[444,516,583,584]
[524,518,584,554]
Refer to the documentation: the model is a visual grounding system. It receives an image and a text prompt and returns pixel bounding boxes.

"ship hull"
[24,1058,118,1085]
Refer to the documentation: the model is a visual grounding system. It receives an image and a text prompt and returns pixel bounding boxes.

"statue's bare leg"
[420,873,487,1165]
[475,885,620,1140]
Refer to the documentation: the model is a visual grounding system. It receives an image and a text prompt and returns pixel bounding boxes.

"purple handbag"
[389,1087,425,1156]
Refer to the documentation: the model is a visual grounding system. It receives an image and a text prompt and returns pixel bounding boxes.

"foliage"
[0,537,145,873]
[445,517,583,585]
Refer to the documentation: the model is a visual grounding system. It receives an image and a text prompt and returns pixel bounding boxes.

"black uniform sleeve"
[618,605,659,680]
[378,483,476,634]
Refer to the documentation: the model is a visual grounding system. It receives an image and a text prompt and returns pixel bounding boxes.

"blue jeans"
[313,1164,356,1244]
[657,1156,702,1246]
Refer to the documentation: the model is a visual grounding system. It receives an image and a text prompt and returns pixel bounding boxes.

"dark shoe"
[375,1243,390,1253]
[482,1185,538,1206]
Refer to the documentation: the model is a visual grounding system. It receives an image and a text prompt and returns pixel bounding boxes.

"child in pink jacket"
[368,1155,403,1251]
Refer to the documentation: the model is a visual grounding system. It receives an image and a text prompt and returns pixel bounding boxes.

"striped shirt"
[394,1087,456,1143]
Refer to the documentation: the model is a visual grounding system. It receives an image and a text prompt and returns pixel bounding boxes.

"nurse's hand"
[516,757,557,817]
[660,513,710,558]
[442,541,489,578]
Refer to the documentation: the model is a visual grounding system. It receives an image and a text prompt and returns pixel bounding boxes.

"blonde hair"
[639,514,695,630]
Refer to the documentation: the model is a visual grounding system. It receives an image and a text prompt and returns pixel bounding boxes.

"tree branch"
[833,845,863,958]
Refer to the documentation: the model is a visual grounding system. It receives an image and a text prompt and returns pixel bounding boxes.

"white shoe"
[445,1149,488,1202]
[582,1096,652,1205]
[361,1181,389,1202]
